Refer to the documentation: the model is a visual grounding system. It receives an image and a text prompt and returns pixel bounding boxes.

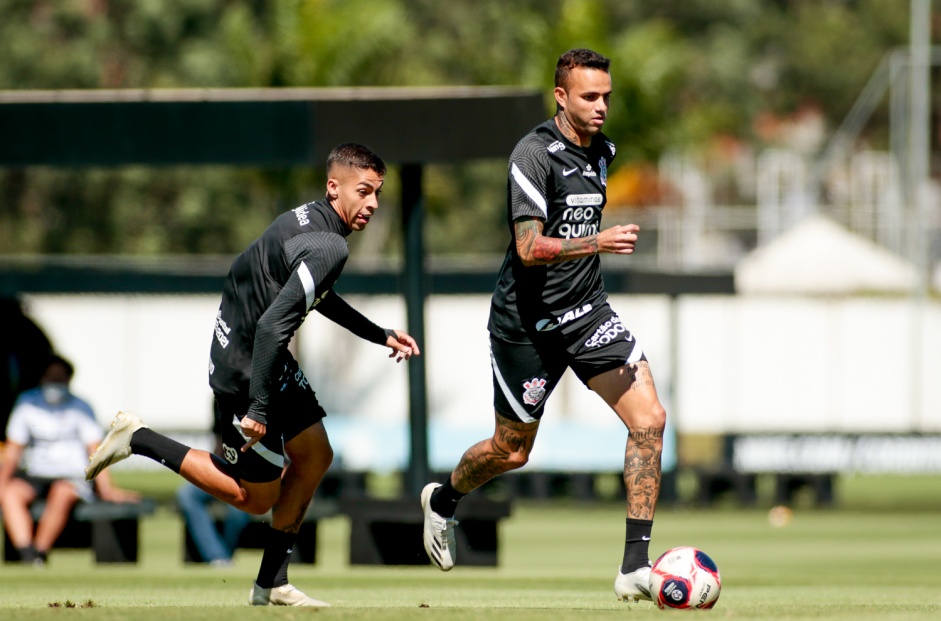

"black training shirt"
[208,200,386,424]
[489,119,617,341]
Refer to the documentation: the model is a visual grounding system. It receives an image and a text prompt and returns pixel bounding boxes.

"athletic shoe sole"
[421,482,458,571]
[249,582,329,607]
[615,564,653,603]
[85,411,147,481]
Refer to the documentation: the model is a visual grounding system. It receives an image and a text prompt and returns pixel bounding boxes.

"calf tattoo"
[453,442,511,491]
[625,426,663,520]
[453,415,538,492]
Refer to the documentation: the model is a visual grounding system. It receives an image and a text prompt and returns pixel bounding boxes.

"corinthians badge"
[522,377,547,406]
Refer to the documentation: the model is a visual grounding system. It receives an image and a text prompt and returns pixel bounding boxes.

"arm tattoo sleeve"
[516,218,599,265]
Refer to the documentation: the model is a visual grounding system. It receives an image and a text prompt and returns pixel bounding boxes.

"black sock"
[129,428,190,474]
[17,546,37,562]
[430,477,466,518]
[256,527,296,588]
[621,518,653,573]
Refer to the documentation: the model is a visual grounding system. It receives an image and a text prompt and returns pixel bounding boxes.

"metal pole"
[400,163,430,495]
[910,0,931,285]
[909,0,931,429]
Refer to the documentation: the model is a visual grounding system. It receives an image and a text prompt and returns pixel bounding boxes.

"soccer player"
[85,143,419,607]
[420,49,667,604]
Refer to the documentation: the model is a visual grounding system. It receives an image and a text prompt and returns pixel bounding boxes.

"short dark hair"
[327,143,386,177]
[555,48,611,91]
[45,353,74,380]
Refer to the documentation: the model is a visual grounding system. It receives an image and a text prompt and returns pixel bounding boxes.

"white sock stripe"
[510,162,547,217]
[490,346,537,424]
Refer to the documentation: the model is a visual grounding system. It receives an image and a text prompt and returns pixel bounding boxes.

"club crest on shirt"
[522,377,547,406]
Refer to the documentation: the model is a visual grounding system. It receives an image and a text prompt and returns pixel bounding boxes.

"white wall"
[22,294,220,432]
[675,295,941,433]
[19,292,941,470]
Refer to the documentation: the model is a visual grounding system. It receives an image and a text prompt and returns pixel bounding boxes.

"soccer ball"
[649,546,722,610]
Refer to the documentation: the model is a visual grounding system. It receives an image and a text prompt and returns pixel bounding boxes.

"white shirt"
[5,388,103,479]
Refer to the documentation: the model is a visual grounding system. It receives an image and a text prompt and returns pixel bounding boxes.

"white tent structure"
[734,214,918,295]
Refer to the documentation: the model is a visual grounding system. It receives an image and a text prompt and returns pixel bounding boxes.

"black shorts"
[214,357,327,483]
[13,471,92,500]
[491,304,646,423]
[15,472,60,497]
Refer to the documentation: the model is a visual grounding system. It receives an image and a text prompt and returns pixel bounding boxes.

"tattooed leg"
[451,412,539,494]
[625,427,663,519]
[588,361,667,519]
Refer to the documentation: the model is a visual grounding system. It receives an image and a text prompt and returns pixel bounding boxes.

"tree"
[0,0,914,256]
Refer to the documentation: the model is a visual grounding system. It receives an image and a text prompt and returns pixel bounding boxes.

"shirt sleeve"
[314,291,390,345]
[245,267,310,425]
[74,399,104,445]
[508,135,551,221]
[5,400,30,445]
[284,231,349,293]
[246,232,349,425]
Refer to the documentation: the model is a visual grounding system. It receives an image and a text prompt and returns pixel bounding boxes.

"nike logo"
[562,167,578,176]
[641,536,650,541]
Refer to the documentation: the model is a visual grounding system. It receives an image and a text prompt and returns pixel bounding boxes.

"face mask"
[41,383,69,405]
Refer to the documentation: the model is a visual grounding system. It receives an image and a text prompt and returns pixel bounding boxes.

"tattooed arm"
[514,217,641,266]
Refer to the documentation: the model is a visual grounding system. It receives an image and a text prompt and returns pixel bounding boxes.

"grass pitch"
[2,474,941,620]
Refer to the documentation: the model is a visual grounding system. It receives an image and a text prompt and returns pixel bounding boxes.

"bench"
[687,433,941,507]
[183,499,339,565]
[477,469,680,504]
[2,499,156,564]
[772,472,834,506]
[692,466,758,506]
[338,496,512,566]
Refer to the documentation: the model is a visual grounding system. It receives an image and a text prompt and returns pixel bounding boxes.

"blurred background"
[1,0,940,509]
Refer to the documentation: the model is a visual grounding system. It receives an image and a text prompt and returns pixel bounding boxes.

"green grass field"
[3,473,941,620]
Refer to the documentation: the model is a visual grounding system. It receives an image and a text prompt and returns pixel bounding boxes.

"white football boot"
[85,411,147,481]
[614,564,653,603]
[420,482,458,571]
[249,582,330,607]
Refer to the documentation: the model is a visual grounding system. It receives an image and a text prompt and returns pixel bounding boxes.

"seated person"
[177,413,251,567]
[178,482,252,567]
[0,354,139,565]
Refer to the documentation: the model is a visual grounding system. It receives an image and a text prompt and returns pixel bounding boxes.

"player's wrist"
[245,405,267,426]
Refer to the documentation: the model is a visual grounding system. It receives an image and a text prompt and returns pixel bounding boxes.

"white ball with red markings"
[649,546,721,610]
